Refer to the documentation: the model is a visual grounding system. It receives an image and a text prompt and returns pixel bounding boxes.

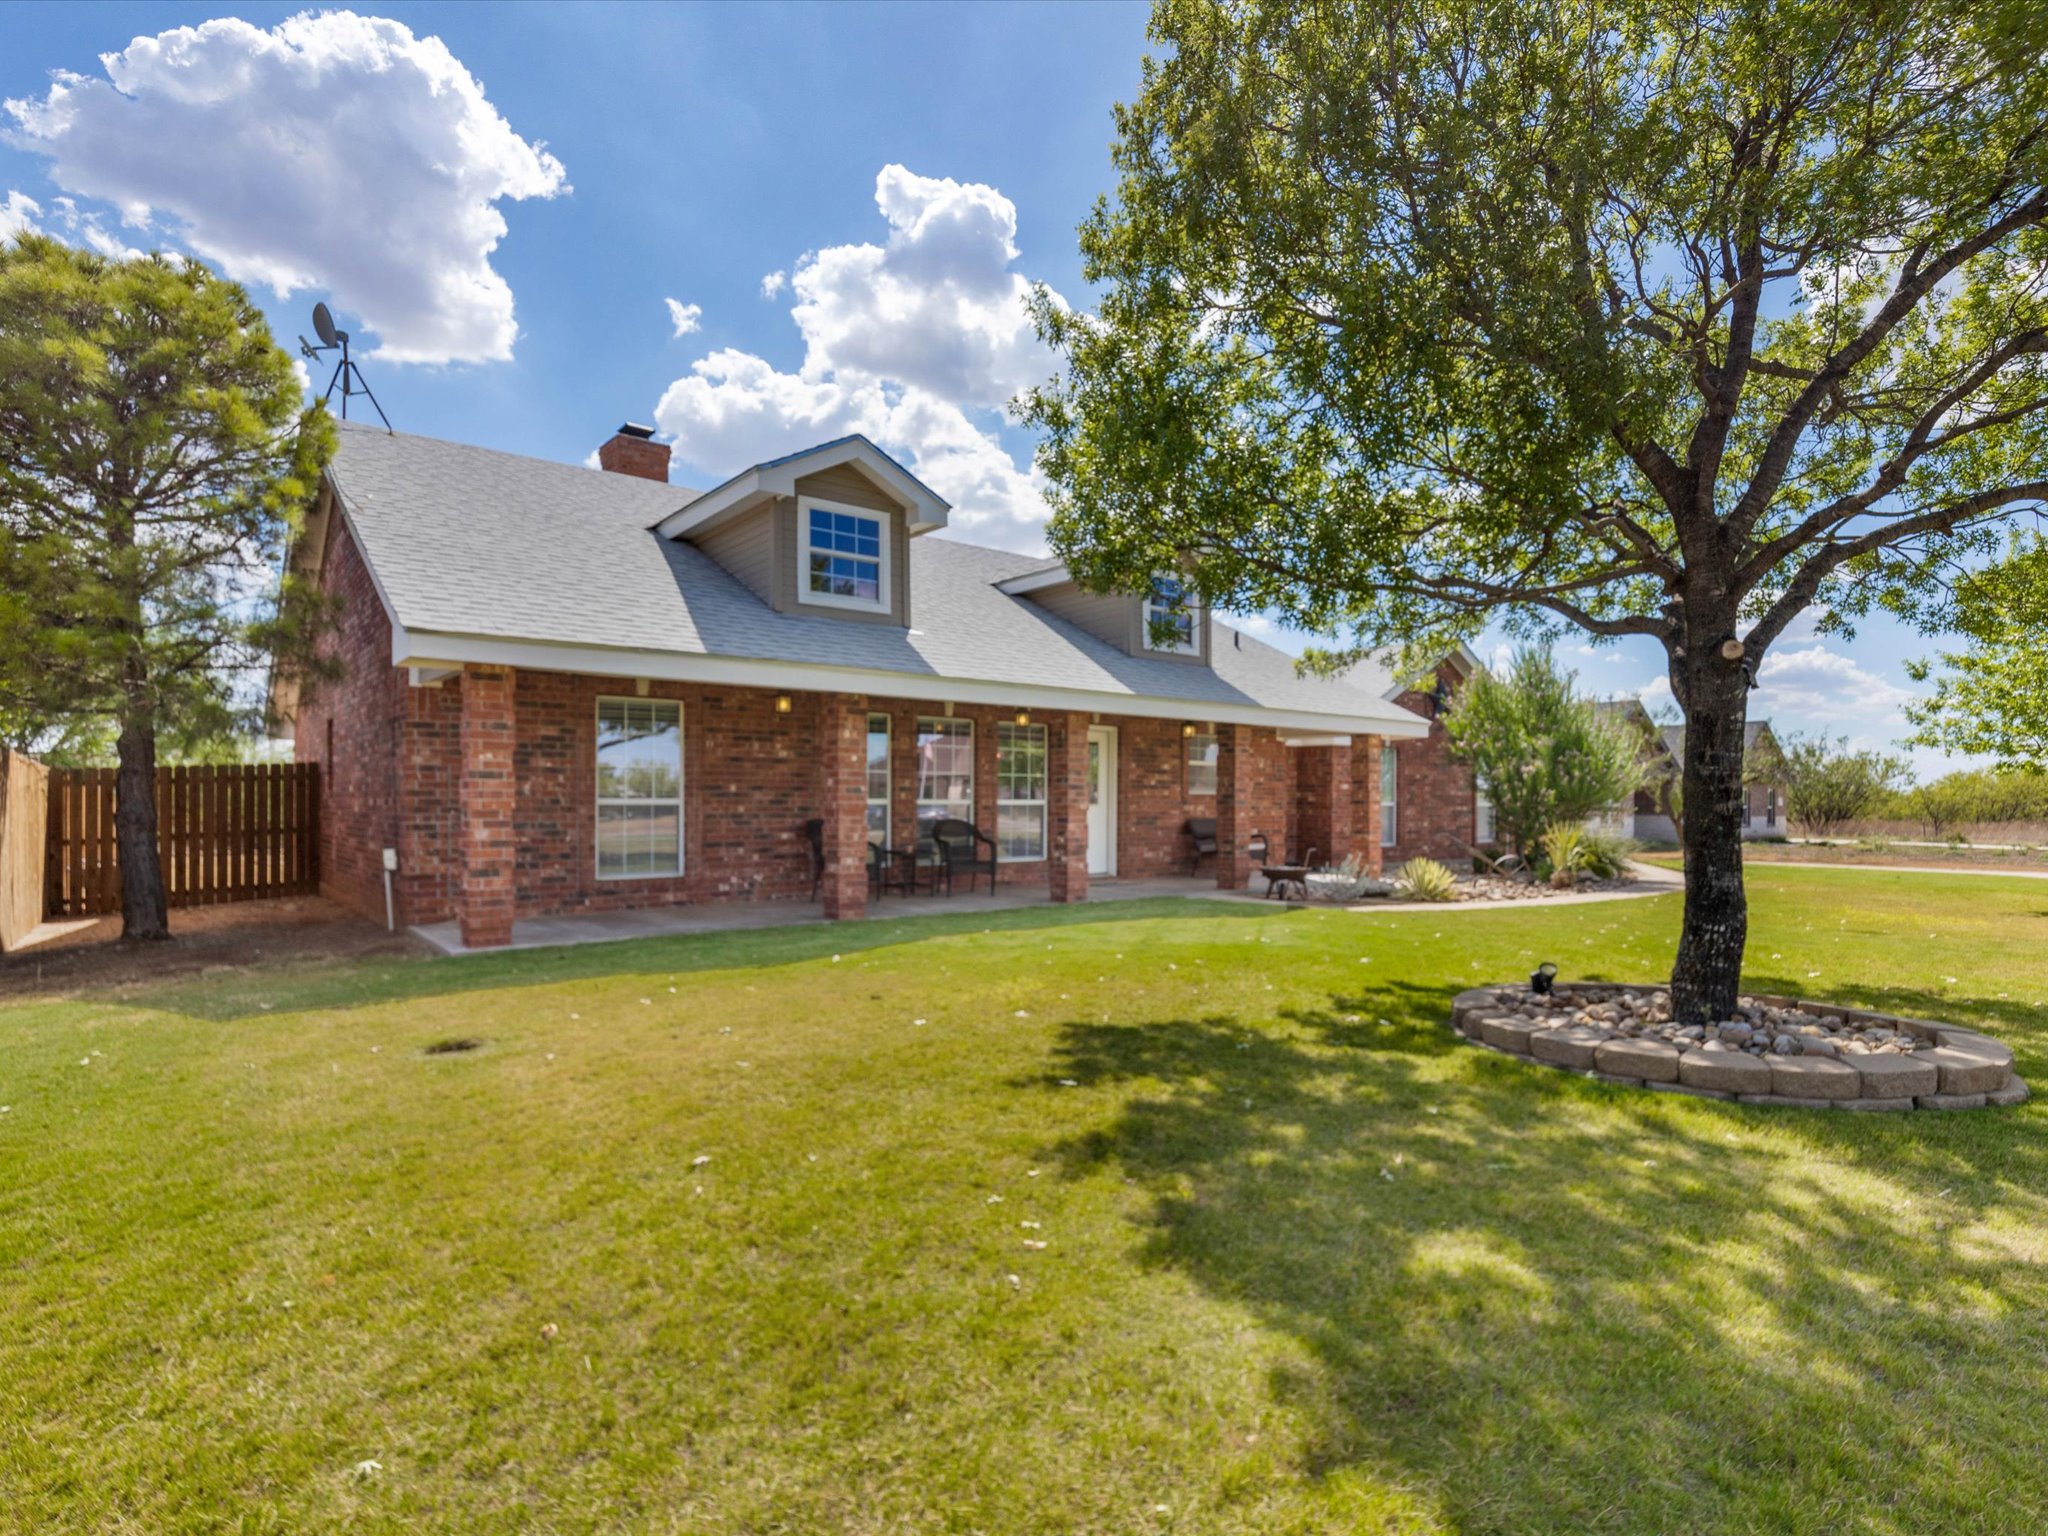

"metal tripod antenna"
[298,302,392,431]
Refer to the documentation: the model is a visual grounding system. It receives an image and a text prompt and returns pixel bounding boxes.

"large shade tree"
[1906,533,2048,771]
[1026,0,2048,1022]
[0,236,334,940]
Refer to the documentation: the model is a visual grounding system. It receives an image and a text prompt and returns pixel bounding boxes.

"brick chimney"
[597,422,670,482]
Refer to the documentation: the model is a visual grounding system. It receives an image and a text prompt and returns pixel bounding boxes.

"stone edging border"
[1450,984,2029,1111]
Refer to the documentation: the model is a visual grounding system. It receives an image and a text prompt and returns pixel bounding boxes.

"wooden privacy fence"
[45,762,320,919]
[0,750,51,951]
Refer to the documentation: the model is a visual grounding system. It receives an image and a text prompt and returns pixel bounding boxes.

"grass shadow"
[1031,990,2048,1531]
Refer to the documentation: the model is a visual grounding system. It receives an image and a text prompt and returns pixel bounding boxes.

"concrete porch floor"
[411,876,1233,955]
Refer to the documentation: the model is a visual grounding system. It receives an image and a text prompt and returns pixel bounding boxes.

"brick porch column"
[1294,743,1353,867]
[818,693,869,920]
[1356,737,1384,877]
[457,664,516,948]
[1046,711,1090,903]
[1215,723,1252,890]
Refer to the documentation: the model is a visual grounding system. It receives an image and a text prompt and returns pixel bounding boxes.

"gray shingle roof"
[324,422,1425,733]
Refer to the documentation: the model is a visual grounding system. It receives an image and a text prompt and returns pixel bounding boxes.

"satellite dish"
[299,299,390,430]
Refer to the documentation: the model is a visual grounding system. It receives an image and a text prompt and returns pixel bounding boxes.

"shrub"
[1394,856,1460,902]
[1578,829,1642,879]
[1538,822,1587,886]
[1441,647,1645,859]
[1780,734,1908,836]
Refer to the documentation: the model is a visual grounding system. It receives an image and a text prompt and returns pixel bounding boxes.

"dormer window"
[1143,574,1200,655]
[799,498,890,613]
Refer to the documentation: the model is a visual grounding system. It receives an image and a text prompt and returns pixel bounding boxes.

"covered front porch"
[425,666,1392,951]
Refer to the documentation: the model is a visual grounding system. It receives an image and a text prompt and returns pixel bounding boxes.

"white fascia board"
[655,439,950,540]
[1279,733,1354,747]
[389,626,1433,739]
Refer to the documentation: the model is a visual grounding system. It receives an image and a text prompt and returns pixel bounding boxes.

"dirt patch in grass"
[0,895,424,1001]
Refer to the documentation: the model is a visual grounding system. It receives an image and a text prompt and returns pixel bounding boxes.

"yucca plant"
[1539,822,1587,888]
[1578,830,1642,879]
[1393,856,1459,902]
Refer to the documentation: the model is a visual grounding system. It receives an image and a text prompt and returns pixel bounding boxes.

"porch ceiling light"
[1182,721,1197,737]
[774,694,793,714]
[1014,710,1031,727]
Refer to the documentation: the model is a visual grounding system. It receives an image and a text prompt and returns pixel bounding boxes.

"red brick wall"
[293,519,404,923]
[303,578,1317,924]
[1378,674,1481,866]
[1291,745,1352,867]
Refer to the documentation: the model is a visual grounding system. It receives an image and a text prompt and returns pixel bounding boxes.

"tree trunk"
[1669,658,1749,1024]
[115,663,170,942]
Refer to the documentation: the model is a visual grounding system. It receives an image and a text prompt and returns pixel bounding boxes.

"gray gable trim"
[323,422,1430,737]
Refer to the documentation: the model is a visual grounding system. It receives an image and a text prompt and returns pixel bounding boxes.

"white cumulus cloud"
[0,190,41,242]
[788,164,1060,407]
[653,165,1065,551]
[5,11,567,364]
[1754,646,1916,719]
[759,270,787,299]
[664,298,702,337]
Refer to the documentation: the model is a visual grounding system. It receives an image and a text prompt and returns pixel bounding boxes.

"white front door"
[1086,726,1117,877]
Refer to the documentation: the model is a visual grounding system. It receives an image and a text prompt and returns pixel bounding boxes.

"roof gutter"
[391,625,1432,739]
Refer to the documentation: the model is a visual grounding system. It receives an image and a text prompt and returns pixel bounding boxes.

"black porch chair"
[930,817,999,895]
[1184,817,1219,876]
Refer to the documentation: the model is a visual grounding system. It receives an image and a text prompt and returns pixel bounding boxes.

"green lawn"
[4,869,2047,1534]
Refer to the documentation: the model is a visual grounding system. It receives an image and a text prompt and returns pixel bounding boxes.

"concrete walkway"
[413,863,1691,955]
[411,876,1232,955]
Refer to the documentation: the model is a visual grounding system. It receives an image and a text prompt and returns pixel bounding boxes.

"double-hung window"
[866,713,891,846]
[1185,730,1218,796]
[1380,747,1398,848]
[1474,779,1495,844]
[597,697,683,878]
[1143,574,1199,654]
[800,498,888,612]
[995,723,1047,860]
[915,717,974,841]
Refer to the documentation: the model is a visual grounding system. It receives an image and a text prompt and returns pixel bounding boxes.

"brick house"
[1342,645,1499,865]
[278,422,1432,948]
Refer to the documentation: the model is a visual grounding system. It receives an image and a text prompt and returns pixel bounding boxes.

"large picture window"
[597,697,682,878]
[995,723,1047,860]
[915,717,974,840]
[1186,730,1218,796]
[866,713,891,847]
[1380,747,1398,848]
[800,499,888,612]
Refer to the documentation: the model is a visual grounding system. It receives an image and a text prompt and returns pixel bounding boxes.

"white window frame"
[1143,574,1201,655]
[866,712,891,847]
[595,695,684,880]
[915,716,975,841]
[1186,730,1218,797]
[1380,746,1398,848]
[995,722,1048,862]
[796,495,891,614]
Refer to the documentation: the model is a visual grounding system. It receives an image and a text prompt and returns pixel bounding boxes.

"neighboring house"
[1651,720,1790,840]
[1343,645,1498,865]
[1592,698,1681,842]
[276,422,1431,948]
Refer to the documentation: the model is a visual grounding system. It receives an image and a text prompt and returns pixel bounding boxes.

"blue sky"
[0,3,1973,773]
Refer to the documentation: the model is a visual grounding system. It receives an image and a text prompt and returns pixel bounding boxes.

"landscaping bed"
[1452,981,2028,1109]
